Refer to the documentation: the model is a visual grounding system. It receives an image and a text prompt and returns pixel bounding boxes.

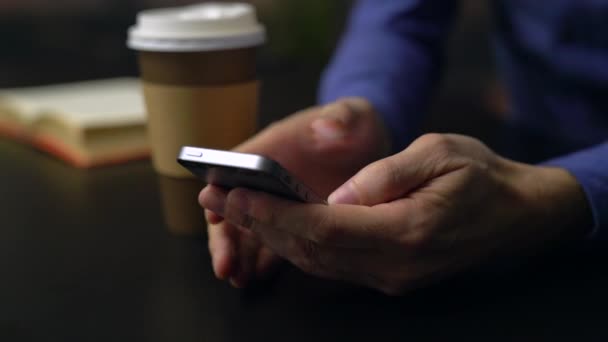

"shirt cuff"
[542,143,608,241]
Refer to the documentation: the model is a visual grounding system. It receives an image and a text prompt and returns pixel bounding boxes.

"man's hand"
[200,133,592,294]
[201,97,390,287]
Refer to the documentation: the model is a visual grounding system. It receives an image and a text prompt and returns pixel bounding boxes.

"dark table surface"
[2,137,608,341]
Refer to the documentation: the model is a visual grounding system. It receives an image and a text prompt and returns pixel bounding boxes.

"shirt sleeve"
[543,142,608,241]
[318,0,458,151]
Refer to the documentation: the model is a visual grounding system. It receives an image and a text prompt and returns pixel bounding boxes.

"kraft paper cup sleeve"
[143,81,259,178]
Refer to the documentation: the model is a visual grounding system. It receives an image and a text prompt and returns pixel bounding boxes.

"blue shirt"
[319,0,608,240]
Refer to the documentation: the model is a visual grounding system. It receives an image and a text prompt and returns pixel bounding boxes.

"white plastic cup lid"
[127,2,266,52]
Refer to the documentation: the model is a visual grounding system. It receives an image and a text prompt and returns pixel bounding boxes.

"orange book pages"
[0,78,149,168]
[30,133,150,168]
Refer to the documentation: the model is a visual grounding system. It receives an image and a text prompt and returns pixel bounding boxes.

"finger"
[236,98,365,155]
[249,221,437,295]
[202,185,281,287]
[232,99,387,198]
[199,185,229,213]
[199,185,224,224]
[328,133,469,206]
[201,185,396,248]
[229,226,261,288]
[255,246,283,278]
[201,186,239,279]
[250,222,384,290]
[205,209,224,225]
[203,185,429,292]
[207,222,238,280]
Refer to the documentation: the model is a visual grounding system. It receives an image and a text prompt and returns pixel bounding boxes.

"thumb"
[234,98,362,155]
[309,98,365,145]
[327,148,431,206]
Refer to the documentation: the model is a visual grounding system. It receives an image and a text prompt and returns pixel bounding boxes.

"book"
[0,78,149,168]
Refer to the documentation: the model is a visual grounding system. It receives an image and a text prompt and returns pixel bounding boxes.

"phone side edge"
[178,146,271,172]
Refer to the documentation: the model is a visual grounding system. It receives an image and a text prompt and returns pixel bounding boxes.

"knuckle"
[399,220,434,251]
[302,240,321,266]
[309,212,340,245]
[309,229,330,245]
[422,132,449,145]
[396,208,436,251]
[252,203,279,229]
[293,240,323,274]
[467,159,490,177]
[419,133,455,155]
[353,157,402,202]
[227,209,254,229]
[378,158,402,190]
[417,132,444,146]
[227,189,281,230]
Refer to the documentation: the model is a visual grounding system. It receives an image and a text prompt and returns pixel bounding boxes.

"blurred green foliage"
[258,0,349,65]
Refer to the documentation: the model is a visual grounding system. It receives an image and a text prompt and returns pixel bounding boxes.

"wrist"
[508,160,593,244]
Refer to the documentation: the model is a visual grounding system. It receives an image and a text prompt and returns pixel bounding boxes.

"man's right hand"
[199,97,390,288]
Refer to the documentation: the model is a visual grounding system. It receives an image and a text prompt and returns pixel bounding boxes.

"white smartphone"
[177,146,326,204]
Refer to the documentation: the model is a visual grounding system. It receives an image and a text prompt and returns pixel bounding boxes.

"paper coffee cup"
[157,175,206,236]
[128,3,265,234]
[128,2,265,177]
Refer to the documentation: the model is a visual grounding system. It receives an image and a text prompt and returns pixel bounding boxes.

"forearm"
[318,0,458,152]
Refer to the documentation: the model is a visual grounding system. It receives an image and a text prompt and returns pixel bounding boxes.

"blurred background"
[0,0,503,137]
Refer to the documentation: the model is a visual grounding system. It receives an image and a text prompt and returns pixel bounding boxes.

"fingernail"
[328,181,360,205]
[200,186,227,215]
[311,102,356,141]
[311,117,347,141]
[320,101,353,122]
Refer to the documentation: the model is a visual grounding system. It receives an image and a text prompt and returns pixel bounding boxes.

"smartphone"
[177,146,326,204]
